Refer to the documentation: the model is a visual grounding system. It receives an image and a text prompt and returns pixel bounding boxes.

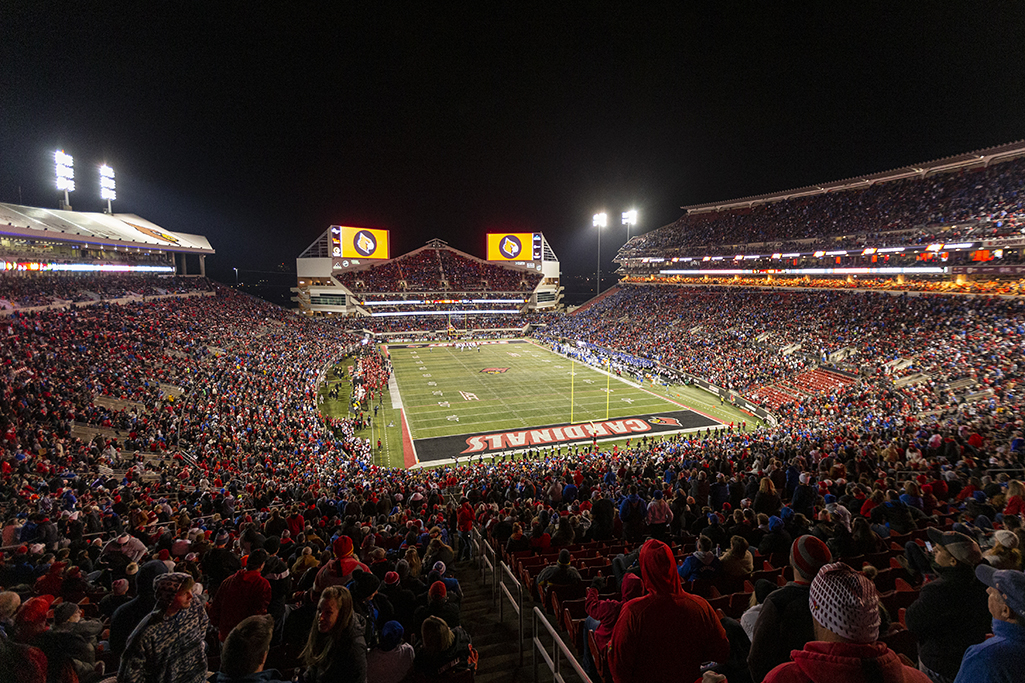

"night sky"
[3,3,1025,288]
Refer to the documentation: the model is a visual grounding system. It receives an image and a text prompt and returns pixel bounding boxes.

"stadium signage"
[460,413,697,454]
[332,226,390,260]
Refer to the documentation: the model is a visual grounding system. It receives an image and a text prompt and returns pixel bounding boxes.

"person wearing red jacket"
[609,539,729,683]
[456,500,475,562]
[758,563,930,683]
[313,535,369,596]
[208,548,272,642]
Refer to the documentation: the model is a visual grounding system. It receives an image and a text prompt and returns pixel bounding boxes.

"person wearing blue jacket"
[953,565,1025,683]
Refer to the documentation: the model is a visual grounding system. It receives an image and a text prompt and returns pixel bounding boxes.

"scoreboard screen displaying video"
[487,233,542,261]
[330,226,390,260]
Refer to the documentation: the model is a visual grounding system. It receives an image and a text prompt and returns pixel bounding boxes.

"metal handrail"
[498,561,524,666]
[532,605,591,683]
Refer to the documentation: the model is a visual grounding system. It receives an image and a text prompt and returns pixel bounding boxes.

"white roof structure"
[0,203,214,254]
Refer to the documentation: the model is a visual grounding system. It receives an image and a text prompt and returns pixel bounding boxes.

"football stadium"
[2,137,1024,683]
[4,8,1025,682]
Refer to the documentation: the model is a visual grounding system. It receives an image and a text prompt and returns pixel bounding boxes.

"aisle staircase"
[453,553,588,683]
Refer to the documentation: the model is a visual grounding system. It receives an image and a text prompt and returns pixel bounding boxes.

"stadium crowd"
[333,246,540,294]
[621,277,1025,296]
[0,275,211,309]
[0,279,1023,683]
[622,155,1025,258]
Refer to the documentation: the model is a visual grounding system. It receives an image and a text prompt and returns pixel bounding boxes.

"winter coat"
[904,563,992,680]
[609,540,729,683]
[763,641,931,683]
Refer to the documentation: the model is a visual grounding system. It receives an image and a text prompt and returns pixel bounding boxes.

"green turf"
[320,341,763,469]
[389,341,742,440]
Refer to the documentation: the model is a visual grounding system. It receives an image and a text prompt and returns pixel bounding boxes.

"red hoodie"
[762,641,931,683]
[609,539,728,683]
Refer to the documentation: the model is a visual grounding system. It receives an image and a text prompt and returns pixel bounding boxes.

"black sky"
[3,3,1025,284]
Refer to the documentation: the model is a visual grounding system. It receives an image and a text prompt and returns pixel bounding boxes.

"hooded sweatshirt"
[762,641,932,683]
[585,573,644,649]
[609,539,729,683]
[678,550,720,582]
[109,559,170,656]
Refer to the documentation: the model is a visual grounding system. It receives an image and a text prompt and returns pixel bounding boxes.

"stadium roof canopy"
[682,139,1025,215]
[0,202,214,254]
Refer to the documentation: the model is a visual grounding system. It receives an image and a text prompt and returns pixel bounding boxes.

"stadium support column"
[181,253,188,276]
[199,255,206,277]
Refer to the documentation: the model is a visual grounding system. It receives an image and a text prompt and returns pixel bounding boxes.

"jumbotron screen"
[331,226,390,260]
[487,232,542,261]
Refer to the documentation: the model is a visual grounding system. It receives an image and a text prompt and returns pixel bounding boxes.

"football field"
[387,340,726,464]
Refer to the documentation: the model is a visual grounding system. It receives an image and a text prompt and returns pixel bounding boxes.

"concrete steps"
[453,558,588,683]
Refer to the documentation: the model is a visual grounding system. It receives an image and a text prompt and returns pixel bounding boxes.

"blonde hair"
[301,586,354,670]
[421,615,454,653]
[405,547,422,578]
[1008,480,1025,499]
[759,478,776,495]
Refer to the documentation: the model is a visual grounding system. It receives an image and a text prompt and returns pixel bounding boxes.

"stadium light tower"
[622,209,638,240]
[593,212,607,295]
[55,150,75,210]
[99,164,116,214]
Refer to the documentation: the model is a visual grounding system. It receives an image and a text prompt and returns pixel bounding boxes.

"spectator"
[204,531,243,597]
[721,535,754,578]
[953,565,1025,683]
[609,539,729,683]
[536,548,582,591]
[314,536,369,596]
[299,586,367,683]
[0,591,21,637]
[984,530,1023,571]
[108,559,169,658]
[679,535,722,582]
[366,620,415,683]
[905,529,991,683]
[740,579,778,642]
[582,573,644,678]
[413,581,461,633]
[760,562,930,682]
[118,572,209,683]
[759,515,792,556]
[748,535,832,681]
[216,614,290,683]
[646,489,673,540]
[210,548,273,642]
[413,616,476,679]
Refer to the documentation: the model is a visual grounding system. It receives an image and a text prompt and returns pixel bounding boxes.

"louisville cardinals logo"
[480,367,509,374]
[648,416,682,426]
[499,235,522,259]
[125,221,179,244]
[354,230,377,257]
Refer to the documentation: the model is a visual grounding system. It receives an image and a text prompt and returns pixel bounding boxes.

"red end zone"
[400,408,418,468]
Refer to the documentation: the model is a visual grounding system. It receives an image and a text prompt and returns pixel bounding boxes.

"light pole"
[593,212,607,294]
[622,209,638,241]
[55,150,75,210]
[100,165,116,214]
[233,267,239,286]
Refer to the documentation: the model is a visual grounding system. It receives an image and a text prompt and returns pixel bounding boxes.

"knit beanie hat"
[53,602,79,626]
[384,571,400,586]
[809,562,881,643]
[558,549,571,566]
[432,561,446,575]
[380,621,404,651]
[428,580,447,601]
[791,535,832,581]
[15,596,53,626]
[767,516,784,532]
[333,535,354,559]
[994,530,1019,549]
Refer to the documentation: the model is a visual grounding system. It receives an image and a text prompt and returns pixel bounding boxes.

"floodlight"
[592,212,607,228]
[100,164,116,203]
[622,210,637,226]
[55,150,75,192]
